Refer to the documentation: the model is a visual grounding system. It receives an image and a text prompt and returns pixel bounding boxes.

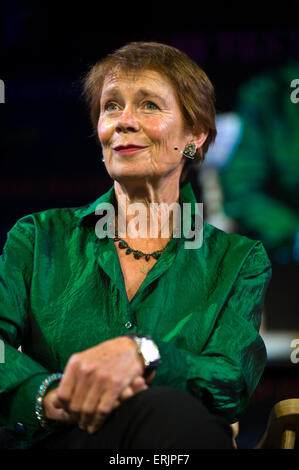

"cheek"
[145,118,178,145]
[145,118,183,169]
[97,118,113,145]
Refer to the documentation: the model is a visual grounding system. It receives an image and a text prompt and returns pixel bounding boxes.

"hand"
[43,372,155,432]
[43,366,156,432]
[112,370,156,404]
[53,337,146,433]
[84,370,156,433]
[43,387,74,424]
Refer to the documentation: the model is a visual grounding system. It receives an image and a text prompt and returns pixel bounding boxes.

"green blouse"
[0,182,271,448]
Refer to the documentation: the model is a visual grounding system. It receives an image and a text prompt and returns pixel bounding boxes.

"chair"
[255,399,299,449]
[230,422,239,448]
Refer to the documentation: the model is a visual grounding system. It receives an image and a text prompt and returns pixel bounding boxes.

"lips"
[113,144,147,151]
[113,144,148,155]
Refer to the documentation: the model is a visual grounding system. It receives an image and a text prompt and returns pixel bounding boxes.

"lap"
[33,386,234,449]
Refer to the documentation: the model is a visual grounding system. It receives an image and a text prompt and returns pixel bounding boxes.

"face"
[97,69,195,184]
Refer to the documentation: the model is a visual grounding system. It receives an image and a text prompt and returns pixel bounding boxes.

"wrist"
[35,373,62,429]
[124,335,146,373]
[124,334,161,378]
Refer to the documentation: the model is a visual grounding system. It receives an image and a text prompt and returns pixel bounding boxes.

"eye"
[105,102,119,111]
[144,101,159,110]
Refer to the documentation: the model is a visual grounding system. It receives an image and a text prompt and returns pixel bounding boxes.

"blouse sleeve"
[0,218,53,441]
[152,241,271,424]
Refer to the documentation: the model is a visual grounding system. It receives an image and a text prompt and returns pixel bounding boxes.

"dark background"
[1,1,299,245]
[1,1,299,449]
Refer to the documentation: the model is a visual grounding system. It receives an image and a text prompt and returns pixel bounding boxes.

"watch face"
[141,338,160,364]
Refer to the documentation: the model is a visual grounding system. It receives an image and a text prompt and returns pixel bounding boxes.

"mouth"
[113,144,148,155]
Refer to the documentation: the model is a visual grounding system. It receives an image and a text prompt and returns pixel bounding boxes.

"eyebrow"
[135,89,167,103]
[101,87,168,106]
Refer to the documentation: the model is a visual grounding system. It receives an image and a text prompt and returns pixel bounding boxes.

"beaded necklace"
[113,231,172,274]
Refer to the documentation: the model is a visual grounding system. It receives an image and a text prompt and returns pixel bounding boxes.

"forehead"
[101,68,176,97]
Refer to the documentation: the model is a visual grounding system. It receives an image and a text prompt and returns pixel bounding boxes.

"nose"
[116,106,140,133]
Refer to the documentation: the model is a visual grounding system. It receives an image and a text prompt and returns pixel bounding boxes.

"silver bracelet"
[35,373,62,429]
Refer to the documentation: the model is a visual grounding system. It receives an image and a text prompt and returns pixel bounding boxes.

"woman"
[0,42,271,449]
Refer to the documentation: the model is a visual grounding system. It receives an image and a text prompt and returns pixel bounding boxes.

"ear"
[192,130,209,150]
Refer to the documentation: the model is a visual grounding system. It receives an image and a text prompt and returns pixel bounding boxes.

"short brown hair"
[82,42,216,178]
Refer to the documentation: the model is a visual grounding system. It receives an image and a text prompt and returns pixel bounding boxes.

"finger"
[67,376,92,424]
[51,394,62,409]
[52,391,66,410]
[119,386,134,401]
[44,390,73,423]
[112,399,121,410]
[86,410,108,434]
[130,376,148,392]
[94,372,131,416]
[118,377,148,403]
[98,386,122,416]
[79,373,130,430]
[45,395,74,424]
[57,409,74,423]
[78,379,107,430]
[56,355,80,409]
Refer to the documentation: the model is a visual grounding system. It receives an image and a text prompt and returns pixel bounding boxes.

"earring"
[174,142,197,159]
[101,157,105,162]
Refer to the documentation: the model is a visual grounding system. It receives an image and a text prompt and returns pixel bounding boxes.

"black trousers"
[33,386,234,449]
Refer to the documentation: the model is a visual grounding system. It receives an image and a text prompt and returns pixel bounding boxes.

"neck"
[113,175,181,239]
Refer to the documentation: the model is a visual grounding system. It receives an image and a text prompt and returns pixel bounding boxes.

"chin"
[109,166,157,182]
[112,173,153,185]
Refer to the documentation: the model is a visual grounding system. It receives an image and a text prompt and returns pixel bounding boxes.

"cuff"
[0,372,57,441]
[151,340,191,392]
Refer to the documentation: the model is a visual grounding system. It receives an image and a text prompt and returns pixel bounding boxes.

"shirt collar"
[76,185,115,227]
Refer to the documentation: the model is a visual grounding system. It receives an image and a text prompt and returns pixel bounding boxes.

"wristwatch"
[126,334,161,378]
